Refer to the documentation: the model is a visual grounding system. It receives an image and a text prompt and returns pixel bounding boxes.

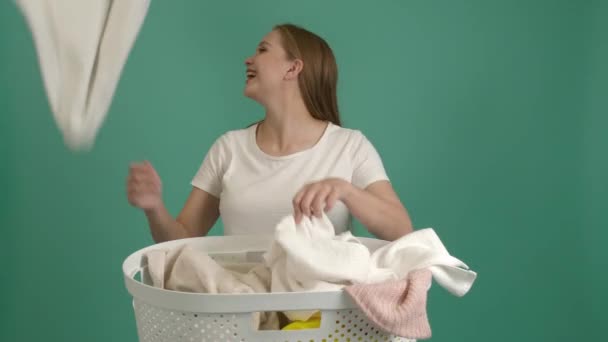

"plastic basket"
[122,234,415,342]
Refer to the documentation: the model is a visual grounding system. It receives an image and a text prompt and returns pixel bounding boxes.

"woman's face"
[244,30,295,103]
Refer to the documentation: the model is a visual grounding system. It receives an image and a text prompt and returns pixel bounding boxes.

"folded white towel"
[15,0,150,151]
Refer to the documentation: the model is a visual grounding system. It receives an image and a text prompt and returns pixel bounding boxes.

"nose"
[244,55,253,66]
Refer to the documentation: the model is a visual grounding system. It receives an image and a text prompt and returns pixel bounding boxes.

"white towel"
[264,214,376,294]
[370,228,477,297]
[266,214,477,294]
[15,0,150,151]
[264,214,477,321]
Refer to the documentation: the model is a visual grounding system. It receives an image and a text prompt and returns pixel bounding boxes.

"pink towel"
[345,269,433,339]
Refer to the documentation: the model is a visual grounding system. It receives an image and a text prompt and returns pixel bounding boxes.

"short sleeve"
[191,134,230,197]
[351,131,389,189]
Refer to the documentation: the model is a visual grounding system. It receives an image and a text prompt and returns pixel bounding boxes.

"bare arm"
[342,180,412,241]
[127,161,220,243]
[293,178,413,241]
[145,187,220,243]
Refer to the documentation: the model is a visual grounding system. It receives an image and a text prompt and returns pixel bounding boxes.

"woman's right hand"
[126,161,163,211]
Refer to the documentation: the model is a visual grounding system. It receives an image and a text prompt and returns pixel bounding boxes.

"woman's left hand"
[292,178,353,224]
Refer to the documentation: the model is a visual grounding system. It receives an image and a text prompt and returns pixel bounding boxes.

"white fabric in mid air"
[16,0,151,151]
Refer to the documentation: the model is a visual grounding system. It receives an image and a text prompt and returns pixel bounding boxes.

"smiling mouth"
[246,70,257,80]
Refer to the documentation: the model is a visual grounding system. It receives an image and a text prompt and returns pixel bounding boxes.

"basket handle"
[233,308,331,341]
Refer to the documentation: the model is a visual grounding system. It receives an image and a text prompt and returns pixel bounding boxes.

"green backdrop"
[1,1,605,341]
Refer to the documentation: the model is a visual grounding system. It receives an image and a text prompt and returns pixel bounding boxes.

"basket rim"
[122,234,389,313]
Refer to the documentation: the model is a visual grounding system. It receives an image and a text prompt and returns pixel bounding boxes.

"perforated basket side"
[133,299,415,342]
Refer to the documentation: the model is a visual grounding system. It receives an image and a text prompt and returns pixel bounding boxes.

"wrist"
[340,179,357,202]
[144,202,165,216]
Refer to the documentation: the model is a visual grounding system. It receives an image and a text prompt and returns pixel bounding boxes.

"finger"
[133,184,144,193]
[130,167,145,180]
[134,174,148,184]
[152,170,161,185]
[143,160,155,172]
[134,183,155,194]
[127,189,138,200]
[293,189,306,223]
[130,161,145,171]
[127,190,137,205]
[142,181,159,194]
[133,170,155,183]
[312,187,331,217]
[127,174,139,188]
[143,161,154,175]
[294,210,302,224]
[300,186,319,218]
[144,162,162,184]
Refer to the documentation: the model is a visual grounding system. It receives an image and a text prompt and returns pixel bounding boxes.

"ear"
[284,59,303,80]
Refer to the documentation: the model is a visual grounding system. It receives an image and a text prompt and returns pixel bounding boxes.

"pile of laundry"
[143,214,477,339]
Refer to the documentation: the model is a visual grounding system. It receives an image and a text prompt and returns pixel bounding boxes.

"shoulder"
[326,123,363,141]
[325,124,374,149]
[210,124,254,148]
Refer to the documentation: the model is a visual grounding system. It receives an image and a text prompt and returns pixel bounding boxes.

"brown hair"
[273,23,341,126]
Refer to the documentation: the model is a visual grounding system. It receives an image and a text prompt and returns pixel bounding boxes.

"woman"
[126,23,413,243]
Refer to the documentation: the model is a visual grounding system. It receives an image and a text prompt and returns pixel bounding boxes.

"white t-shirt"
[191,122,389,235]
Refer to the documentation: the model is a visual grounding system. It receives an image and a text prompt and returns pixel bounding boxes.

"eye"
[257,47,267,53]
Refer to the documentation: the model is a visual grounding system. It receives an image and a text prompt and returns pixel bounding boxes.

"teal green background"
[1,1,606,341]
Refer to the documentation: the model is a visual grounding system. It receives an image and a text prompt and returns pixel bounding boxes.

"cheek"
[259,68,284,87]
[262,57,288,80]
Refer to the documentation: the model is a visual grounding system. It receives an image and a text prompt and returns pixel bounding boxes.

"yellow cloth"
[281,312,322,330]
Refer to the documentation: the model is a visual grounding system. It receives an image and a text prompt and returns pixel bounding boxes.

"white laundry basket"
[122,234,415,342]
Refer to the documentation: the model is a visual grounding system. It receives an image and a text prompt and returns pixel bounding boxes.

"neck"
[257,90,328,156]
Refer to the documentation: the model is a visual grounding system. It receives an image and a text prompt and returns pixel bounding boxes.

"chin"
[244,87,261,102]
[244,90,255,101]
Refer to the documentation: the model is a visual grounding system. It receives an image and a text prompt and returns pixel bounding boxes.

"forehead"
[259,30,282,46]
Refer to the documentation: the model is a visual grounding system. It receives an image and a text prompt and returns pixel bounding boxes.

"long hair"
[273,23,341,126]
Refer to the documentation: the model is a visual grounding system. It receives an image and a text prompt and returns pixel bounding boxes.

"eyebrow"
[258,40,271,47]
